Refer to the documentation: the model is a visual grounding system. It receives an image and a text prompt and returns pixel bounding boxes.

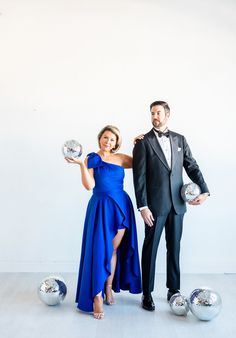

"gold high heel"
[105,284,115,305]
[93,295,104,319]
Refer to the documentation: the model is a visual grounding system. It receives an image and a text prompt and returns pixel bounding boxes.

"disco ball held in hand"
[189,288,222,321]
[62,139,82,158]
[181,183,201,202]
[38,276,67,306]
[169,293,189,316]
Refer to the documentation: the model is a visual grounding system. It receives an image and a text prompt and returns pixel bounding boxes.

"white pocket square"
[178,147,181,152]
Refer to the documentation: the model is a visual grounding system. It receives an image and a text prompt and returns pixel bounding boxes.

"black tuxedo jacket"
[132,129,209,216]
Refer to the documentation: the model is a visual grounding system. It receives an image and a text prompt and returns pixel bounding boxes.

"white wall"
[0,0,235,273]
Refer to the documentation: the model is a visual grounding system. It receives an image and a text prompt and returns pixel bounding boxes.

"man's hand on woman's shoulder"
[134,134,145,145]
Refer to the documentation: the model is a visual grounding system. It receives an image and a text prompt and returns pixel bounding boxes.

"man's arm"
[182,136,210,195]
[133,139,155,226]
[133,140,148,208]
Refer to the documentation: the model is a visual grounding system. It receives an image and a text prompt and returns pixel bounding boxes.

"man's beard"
[152,120,162,128]
[152,119,167,129]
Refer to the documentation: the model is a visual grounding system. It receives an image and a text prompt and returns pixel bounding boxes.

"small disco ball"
[62,139,82,158]
[38,276,67,306]
[169,293,189,316]
[189,288,222,321]
[181,182,201,202]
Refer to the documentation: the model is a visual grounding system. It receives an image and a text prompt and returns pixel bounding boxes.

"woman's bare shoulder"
[115,153,132,168]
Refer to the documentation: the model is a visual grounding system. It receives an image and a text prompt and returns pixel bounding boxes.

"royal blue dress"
[75,152,142,312]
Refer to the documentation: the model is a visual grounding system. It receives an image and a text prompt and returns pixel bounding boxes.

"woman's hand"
[134,134,144,145]
[65,156,83,165]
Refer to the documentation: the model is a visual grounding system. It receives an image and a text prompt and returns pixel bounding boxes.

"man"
[132,100,209,311]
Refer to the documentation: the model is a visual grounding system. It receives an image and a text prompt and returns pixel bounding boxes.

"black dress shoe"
[142,294,155,311]
[167,289,180,301]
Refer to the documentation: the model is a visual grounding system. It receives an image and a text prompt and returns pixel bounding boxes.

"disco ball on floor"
[189,288,222,321]
[38,275,67,306]
[169,293,189,316]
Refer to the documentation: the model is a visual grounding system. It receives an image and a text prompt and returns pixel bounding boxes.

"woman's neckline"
[96,152,124,168]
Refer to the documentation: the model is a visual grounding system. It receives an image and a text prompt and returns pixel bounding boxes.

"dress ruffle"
[87,152,104,169]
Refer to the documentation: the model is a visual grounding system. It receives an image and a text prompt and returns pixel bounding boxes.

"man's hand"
[188,193,209,205]
[140,208,154,227]
[133,134,144,145]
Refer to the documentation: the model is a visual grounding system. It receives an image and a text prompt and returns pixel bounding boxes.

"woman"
[65,125,142,319]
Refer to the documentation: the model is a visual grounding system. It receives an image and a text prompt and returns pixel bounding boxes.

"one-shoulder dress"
[75,152,142,312]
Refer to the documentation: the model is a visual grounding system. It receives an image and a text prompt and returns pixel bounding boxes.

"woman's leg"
[93,291,104,319]
[105,229,126,304]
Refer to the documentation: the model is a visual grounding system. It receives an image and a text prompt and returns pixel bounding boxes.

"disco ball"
[169,293,189,316]
[189,288,222,321]
[181,183,201,202]
[38,276,67,306]
[62,139,82,158]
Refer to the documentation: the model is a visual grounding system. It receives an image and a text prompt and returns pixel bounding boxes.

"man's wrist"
[202,192,210,196]
[138,206,148,212]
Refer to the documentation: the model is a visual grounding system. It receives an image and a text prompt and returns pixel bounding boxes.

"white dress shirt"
[153,128,172,168]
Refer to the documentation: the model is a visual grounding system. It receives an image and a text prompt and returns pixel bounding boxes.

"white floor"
[0,273,235,338]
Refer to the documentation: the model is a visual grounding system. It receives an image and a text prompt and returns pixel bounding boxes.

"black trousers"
[141,208,184,295]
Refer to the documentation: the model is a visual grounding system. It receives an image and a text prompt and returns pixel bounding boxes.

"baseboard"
[0,260,235,273]
[0,261,78,273]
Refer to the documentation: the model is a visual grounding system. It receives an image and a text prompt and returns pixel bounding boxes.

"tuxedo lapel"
[146,130,170,170]
[170,132,179,171]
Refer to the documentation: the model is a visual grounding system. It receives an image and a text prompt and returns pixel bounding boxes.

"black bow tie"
[153,128,169,138]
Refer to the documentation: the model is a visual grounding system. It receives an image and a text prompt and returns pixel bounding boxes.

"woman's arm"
[65,157,95,190]
[119,154,133,169]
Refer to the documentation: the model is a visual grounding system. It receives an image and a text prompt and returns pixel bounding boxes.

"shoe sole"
[142,305,155,311]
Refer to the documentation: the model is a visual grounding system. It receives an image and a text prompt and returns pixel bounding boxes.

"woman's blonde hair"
[97,125,122,153]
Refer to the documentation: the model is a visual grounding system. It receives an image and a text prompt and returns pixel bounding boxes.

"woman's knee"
[112,248,118,255]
